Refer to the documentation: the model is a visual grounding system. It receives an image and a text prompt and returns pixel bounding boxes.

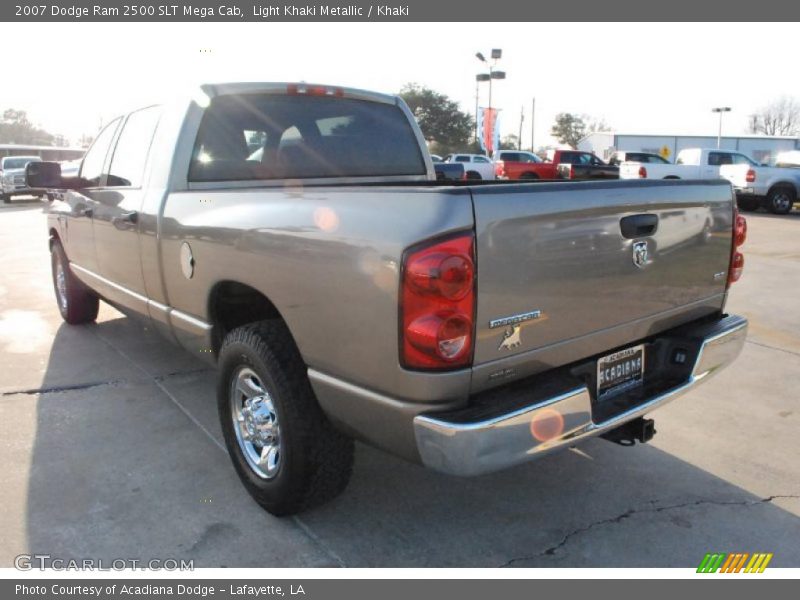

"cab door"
[91,106,161,316]
[62,117,122,275]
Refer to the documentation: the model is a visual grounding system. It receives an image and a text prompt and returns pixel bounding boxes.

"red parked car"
[494,149,616,180]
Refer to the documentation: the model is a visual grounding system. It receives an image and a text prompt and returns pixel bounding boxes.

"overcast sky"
[1,21,797,147]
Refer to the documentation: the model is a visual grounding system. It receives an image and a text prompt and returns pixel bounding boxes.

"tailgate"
[619,162,643,179]
[469,179,733,389]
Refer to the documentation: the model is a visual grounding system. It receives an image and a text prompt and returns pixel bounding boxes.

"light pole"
[475,73,490,143]
[475,49,506,153]
[712,107,732,149]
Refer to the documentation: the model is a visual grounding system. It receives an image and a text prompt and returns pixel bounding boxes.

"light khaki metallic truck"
[28,82,749,515]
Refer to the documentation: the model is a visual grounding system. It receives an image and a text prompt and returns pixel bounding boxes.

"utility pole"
[518,106,524,150]
[531,97,536,152]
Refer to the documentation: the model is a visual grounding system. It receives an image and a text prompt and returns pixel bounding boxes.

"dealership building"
[578,132,800,164]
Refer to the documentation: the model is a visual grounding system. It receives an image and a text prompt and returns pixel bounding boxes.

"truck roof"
[198,82,398,106]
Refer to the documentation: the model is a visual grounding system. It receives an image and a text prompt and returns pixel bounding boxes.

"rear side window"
[708,152,733,166]
[107,106,161,187]
[189,93,426,181]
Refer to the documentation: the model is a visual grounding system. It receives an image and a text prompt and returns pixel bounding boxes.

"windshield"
[2,157,41,170]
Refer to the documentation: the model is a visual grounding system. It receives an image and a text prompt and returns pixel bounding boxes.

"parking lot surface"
[1,200,799,568]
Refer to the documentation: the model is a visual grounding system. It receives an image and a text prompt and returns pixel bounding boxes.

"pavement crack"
[745,339,800,358]
[1,379,126,396]
[499,494,800,567]
[153,367,213,381]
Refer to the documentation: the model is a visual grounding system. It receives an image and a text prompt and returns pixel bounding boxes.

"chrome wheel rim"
[230,367,281,479]
[55,255,68,312]
[773,192,791,212]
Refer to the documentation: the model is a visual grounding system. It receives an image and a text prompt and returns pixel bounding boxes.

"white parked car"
[443,153,496,180]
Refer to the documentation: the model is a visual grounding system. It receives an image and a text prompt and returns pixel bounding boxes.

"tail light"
[638,165,648,179]
[287,83,344,97]
[401,233,475,370]
[728,208,747,286]
[495,161,505,177]
[746,168,756,183]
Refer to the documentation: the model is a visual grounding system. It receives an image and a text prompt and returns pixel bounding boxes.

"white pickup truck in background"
[720,161,800,214]
[620,148,757,181]
[442,153,496,180]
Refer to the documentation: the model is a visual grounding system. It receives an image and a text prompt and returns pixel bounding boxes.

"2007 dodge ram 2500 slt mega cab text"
[29,82,748,515]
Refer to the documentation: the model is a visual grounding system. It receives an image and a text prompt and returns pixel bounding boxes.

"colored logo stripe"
[697,552,773,573]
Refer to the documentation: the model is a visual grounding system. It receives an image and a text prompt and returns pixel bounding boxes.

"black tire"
[51,240,99,324]
[465,171,482,181]
[766,186,795,215]
[1,193,8,204]
[520,172,539,180]
[736,197,760,212]
[217,321,354,516]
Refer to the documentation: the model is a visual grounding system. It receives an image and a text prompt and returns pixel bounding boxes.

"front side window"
[80,117,122,186]
[189,93,426,181]
[107,106,161,187]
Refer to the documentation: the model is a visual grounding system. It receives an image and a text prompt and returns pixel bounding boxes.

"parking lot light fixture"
[712,107,732,149]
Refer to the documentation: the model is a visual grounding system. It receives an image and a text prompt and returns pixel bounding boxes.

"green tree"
[399,84,474,155]
[0,109,58,145]
[500,134,520,150]
[550,113,587,149]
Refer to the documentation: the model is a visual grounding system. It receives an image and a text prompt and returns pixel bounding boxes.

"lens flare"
[530,408,564,442]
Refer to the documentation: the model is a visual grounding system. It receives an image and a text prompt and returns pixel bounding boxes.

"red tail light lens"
[746,169,756,183]
[401,233,475,370]
[728,252,744,283]
[734,212,747,247]
[728,208,746,286]
[638,166,647,178]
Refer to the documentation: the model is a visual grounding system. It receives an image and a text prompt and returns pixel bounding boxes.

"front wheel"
[51,240,99,324]
[217,321,354,516]
[767,187,795,215]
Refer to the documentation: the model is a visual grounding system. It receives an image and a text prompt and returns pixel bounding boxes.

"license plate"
[597,344,645,400]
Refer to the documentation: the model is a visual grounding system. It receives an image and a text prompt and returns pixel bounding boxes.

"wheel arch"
[767,181,798,197]
[207,280,299,357]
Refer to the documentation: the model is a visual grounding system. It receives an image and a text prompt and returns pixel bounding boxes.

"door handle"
[111,211,138,229]
[620,214,658,238]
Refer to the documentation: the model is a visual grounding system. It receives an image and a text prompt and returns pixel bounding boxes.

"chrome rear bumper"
[414,314,747,476]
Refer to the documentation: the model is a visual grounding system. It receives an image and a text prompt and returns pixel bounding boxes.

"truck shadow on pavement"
[18,315,800,568]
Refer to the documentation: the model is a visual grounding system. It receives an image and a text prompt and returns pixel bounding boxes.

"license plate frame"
[597,344,645,401]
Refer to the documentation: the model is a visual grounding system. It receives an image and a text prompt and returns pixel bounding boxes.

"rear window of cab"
[189,94,427,181]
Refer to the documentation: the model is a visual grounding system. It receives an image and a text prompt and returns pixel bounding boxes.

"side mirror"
[26,161,62,189]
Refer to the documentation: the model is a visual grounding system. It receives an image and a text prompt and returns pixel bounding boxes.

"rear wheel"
[50,240,99,324]
[736,197,760,212]
[767,187,795,215]
[217,321,354,515]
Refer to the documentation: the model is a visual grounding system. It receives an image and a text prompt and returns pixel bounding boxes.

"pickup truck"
[28,82,748,516]
[1,155,43,202]
[442,153,495,180]
[720,162,800,214]
[495,149,617,180]
[620,148,754,181]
